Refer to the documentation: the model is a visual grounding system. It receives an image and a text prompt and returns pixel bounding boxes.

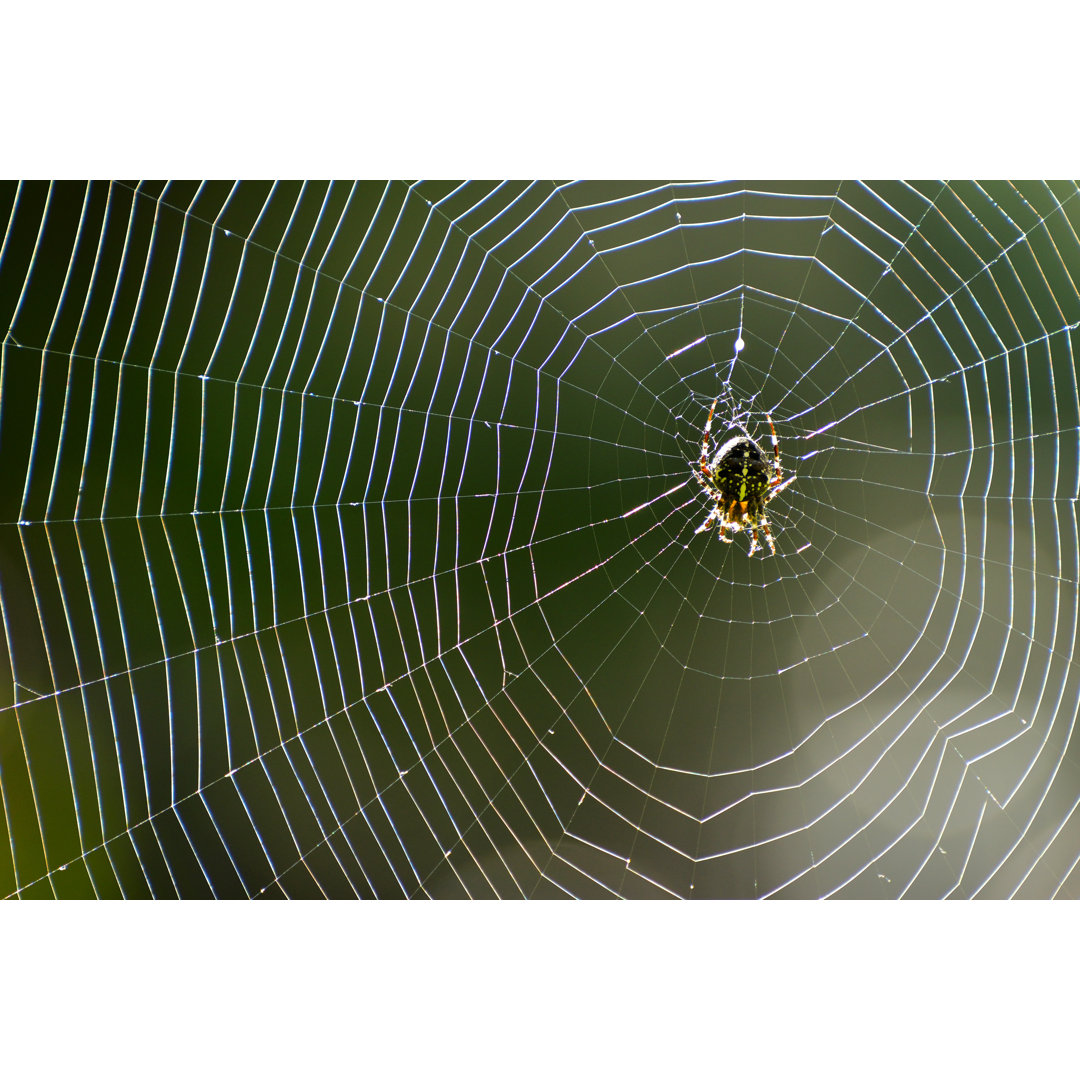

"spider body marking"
[693,397,795,556]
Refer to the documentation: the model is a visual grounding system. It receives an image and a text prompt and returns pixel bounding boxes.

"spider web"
[2,179,1079,899]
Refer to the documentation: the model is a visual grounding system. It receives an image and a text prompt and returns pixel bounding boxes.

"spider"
[693,397,795,556]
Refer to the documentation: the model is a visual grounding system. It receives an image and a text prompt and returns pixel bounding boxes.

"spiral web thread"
[1,179,1079,899]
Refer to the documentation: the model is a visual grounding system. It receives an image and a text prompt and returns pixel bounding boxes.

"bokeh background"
[2,180,1079,898]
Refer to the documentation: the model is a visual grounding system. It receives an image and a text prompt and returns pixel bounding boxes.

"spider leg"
[695,506,720,534]
[700,397,718,477]
[766,414,782,484]
[766,475,796,501]
[693,469,714,494]
[760,520,776,555]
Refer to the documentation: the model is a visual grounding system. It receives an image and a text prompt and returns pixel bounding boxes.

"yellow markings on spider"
[692,397,796,556]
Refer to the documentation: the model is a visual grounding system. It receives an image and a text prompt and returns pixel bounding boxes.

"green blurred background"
[2,180,1079,898]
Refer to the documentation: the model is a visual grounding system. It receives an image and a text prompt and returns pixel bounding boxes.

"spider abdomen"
[711,438,770,508]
